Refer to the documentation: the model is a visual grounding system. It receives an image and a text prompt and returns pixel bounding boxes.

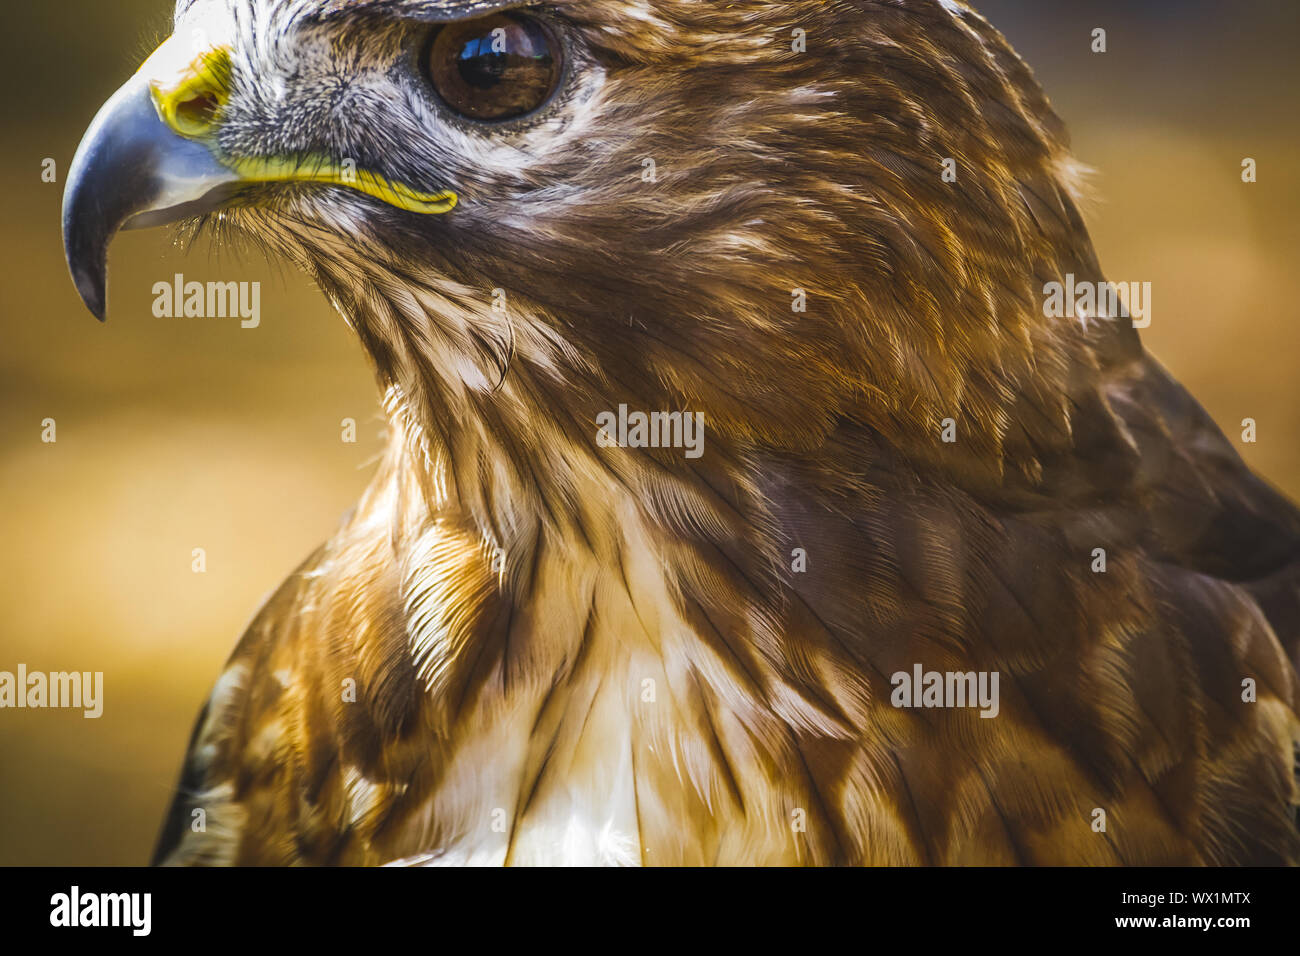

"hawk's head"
[65,0,1101,534]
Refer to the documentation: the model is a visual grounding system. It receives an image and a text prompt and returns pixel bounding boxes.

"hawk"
[62,0,1300,866]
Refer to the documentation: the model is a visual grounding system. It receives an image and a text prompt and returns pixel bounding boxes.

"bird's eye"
[426,13,562,121]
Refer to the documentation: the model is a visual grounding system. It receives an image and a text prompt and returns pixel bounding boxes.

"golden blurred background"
[1,1,1296,864]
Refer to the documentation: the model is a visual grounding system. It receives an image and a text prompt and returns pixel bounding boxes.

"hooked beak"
[62,38,458,321]
[62,45,240,320]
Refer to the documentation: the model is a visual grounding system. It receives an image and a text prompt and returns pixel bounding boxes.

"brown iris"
[426,13,562,121]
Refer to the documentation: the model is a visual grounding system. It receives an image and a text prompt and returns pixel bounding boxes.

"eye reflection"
[426,13,562,121]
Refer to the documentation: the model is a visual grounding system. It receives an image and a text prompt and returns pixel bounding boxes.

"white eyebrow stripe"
[312,0,526,23]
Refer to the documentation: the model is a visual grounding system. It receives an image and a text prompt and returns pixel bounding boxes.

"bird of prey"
[63,0,1300,866]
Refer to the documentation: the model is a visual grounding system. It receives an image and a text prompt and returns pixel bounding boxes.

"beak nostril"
[150,46,233,139]
[173,92,222,135]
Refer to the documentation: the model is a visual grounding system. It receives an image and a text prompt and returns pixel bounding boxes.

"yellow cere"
[150,46,233,139]
[148,44,458,215]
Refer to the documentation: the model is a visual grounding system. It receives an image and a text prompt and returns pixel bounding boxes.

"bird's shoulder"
[746,342,1300,863]
[152,500,512,865]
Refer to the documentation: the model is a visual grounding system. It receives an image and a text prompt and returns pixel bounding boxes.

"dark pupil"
[458,31,544,89]
[431,15,558,120]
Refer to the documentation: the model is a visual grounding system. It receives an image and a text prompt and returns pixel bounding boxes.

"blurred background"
[0,0,1296,864]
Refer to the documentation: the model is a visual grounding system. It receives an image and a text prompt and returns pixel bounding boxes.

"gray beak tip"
[79,280,109,322]
[62,203,109,321]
